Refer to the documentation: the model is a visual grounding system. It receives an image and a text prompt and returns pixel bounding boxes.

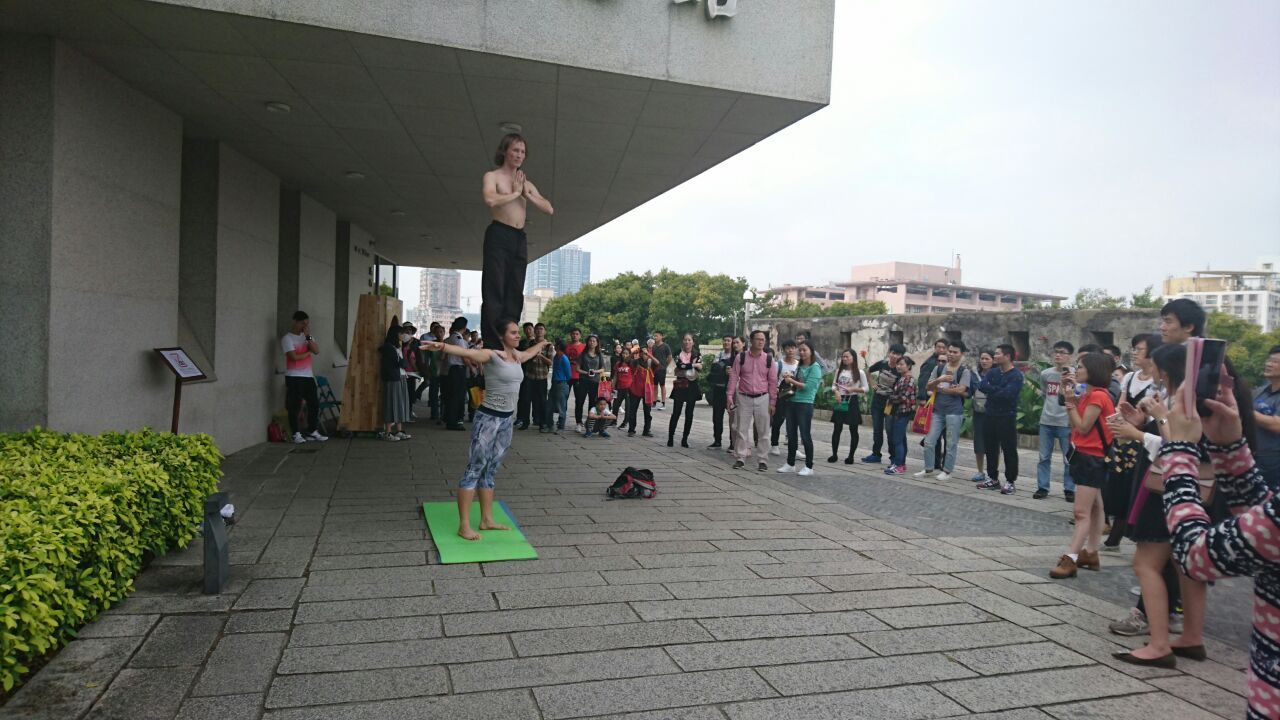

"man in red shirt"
[564,328,587,433]
[727,330,778,471]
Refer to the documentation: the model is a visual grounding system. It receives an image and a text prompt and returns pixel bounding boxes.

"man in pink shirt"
[727,330,778,471]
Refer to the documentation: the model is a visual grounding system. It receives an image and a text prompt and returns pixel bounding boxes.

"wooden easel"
[339,294,404,433]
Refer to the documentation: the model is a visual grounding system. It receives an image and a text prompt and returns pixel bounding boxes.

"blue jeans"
[1037,424,1075,493]
[869,394,888,456]
[888,414,910,466]
[923,413,963,472]
[547,381,570,429]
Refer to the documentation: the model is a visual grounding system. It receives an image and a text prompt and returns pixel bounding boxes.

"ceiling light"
[498,121,522,134]
[264,101,292,114]
[390,209,406,217]
[344,171,366,180]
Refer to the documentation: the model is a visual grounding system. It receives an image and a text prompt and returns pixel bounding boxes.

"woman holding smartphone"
[1051,352,1117,579]
[574,335,604,432]
[778,342,824,476]
[828,349,867,464]
[667,333,703,448]
[969,350,995,481]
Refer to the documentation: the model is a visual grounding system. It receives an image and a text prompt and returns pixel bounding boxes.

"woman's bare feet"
[458,527,482,541]
[479,521,510,531]
[1127,643,1171,660]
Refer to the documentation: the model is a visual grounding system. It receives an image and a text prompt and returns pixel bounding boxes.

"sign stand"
[153,347,207,433]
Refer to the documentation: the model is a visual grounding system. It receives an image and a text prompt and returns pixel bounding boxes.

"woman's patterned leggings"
[459,410,514,490]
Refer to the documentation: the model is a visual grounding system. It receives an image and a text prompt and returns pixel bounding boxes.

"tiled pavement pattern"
[2,414,1254,719]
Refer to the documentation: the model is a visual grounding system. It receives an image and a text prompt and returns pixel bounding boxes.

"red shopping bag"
[911,393,935,435]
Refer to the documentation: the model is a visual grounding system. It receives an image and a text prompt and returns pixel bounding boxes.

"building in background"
[525,245,591,298]
[520,288,556,325]
[418,268,463,324]
[1163,258,1280,331]
[767,284,853,309]
[766,258,1064,315]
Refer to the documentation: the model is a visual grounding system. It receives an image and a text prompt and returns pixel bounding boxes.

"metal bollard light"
[203,492,230,594]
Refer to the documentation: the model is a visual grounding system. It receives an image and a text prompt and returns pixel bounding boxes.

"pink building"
[767,258,1064,315]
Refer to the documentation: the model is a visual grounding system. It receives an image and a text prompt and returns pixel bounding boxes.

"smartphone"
[1195,339,1227,416]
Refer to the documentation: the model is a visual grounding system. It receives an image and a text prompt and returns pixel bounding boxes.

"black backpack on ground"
[606,467,657,499]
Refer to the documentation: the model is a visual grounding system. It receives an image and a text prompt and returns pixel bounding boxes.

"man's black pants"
[480,221,527,348]
[445,365,467,426]
[984,414,1019,483]
[710,386,728,444]
[285,376,320,435]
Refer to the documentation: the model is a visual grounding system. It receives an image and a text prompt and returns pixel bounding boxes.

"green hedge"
[0,428,222,691]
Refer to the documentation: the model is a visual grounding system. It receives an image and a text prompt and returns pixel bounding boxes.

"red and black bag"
[606,467,657,499]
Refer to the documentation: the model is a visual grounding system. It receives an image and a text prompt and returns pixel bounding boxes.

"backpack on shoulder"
[606,467,657,499]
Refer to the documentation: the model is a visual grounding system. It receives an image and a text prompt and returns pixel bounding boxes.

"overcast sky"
[406,0,1280,312]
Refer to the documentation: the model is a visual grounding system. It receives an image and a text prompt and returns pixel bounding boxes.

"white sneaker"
[769,446,781,456]
[383,433,401,442]
[576,423,585,434]
[777,464,796,473]
[913,469,937,478]
[307,430,328,442]
[395,431,411,440]
[937,472,951,481]
[291,432,306,444]
[798,467,814,477]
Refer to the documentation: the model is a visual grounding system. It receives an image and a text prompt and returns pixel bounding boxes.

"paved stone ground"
[3,412,1254,719]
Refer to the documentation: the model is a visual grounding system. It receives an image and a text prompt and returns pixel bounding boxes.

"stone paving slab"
[7,416,1254,720]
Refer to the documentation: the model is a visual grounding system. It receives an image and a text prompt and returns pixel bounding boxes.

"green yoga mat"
[422,501,538,564]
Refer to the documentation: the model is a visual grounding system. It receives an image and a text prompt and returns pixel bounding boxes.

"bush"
[0,428,222,691]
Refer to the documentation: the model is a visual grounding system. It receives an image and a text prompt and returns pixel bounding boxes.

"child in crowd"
[584,397,616,438]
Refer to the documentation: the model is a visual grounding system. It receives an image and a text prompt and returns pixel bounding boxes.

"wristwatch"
[1157,418,1168,426]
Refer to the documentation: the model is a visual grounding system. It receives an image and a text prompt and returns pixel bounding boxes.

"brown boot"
[1078,548,1100,571]
[1050,554,1078,579]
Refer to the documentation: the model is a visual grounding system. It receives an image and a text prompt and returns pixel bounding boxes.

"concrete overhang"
[1,0,834,268]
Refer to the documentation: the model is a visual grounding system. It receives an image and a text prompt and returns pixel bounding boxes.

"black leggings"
[574,379,598,425]
[830,407,861,458]
[668,388,697,441]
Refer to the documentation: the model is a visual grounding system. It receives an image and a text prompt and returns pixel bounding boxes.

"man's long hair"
[494,133,526,167]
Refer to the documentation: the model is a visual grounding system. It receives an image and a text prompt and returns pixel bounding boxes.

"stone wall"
[754,309,1159,367]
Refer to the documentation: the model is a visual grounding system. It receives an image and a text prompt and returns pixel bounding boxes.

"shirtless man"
[481,133,554,348]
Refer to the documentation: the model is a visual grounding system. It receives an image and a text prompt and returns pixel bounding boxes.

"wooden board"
[340,294,404,432]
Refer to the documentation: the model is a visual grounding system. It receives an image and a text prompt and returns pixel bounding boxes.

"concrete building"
[767,258,1064,314]
[525,244,591,298]
[520,288,556,326]
[755,308,1158,371]
[417,268,463,325]
[0,0,835,455]
[1163,260,1280,332]
[766,284,851,309]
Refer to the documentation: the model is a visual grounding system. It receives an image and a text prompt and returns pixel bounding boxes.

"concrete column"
[276,187,301,338]
[335,221,351,356]
[0,34,54,431]
[179,138,220,366]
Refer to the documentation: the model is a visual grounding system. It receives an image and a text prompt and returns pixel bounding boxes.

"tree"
[1206,312,1280,388]
[1070,288,1126,309]
[1129,285,1162,309]
[647,269,749,342]
[376,282,395,297]
[537,269,750,345]
[822,300,888,317]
